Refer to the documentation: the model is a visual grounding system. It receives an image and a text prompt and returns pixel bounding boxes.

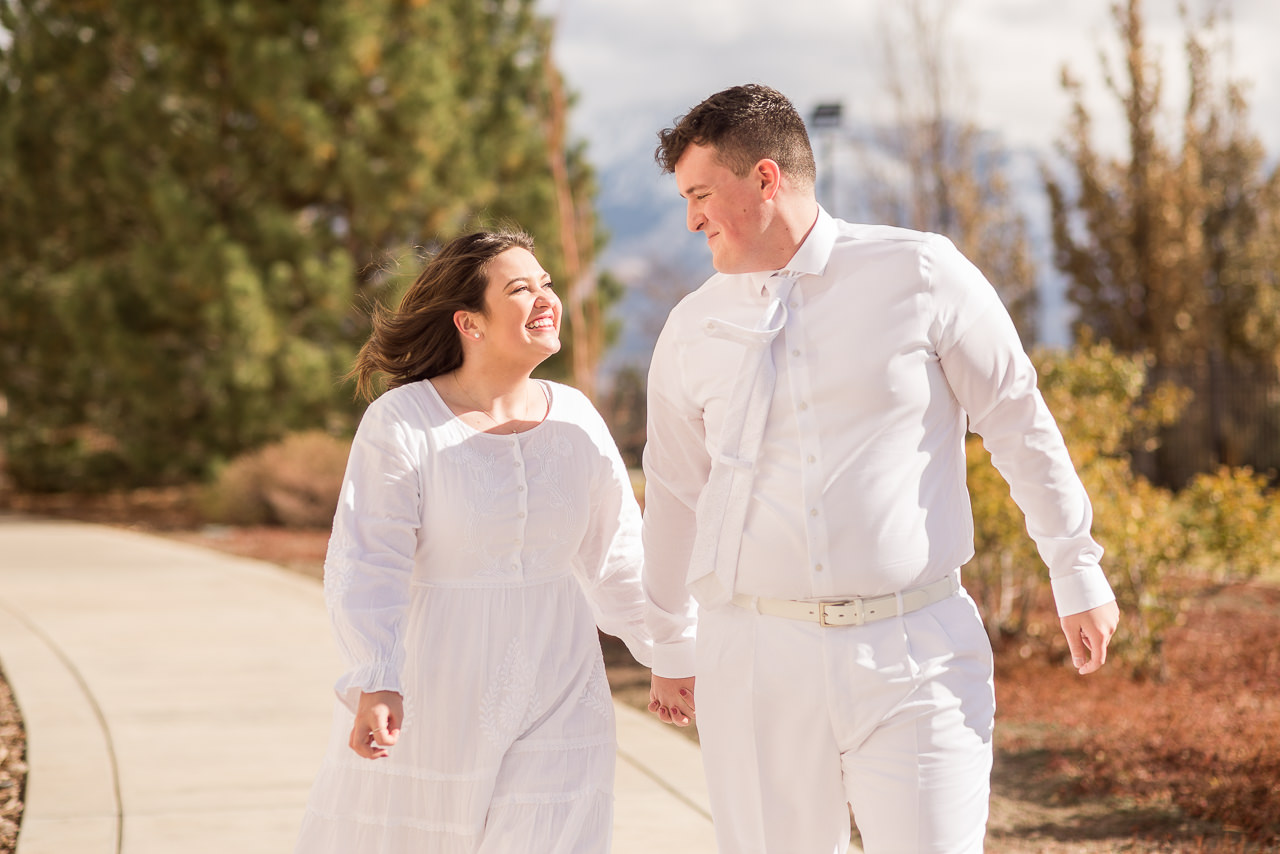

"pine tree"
[0,0,601,490]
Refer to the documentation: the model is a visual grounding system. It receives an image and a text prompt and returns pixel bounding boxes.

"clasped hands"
[649,675,696,727]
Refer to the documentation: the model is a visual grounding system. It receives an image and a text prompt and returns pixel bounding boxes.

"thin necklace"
[453,371,530,434]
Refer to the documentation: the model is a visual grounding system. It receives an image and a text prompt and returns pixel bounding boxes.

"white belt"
[730,570,960,628]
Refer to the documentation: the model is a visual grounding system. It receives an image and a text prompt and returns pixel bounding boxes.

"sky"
[548,0,1280,172]
[540,0,1280,361]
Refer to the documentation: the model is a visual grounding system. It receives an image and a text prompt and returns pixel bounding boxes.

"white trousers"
[695,590,995,854]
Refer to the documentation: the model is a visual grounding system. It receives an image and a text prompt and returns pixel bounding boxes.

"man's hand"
[1060,600,1120,675]
[348,690,403,759]
[649,675,696,727]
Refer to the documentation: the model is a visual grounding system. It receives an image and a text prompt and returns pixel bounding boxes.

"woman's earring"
[473,333,481,339]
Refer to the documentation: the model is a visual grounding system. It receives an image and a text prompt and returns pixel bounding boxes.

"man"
[642,84,1119,853]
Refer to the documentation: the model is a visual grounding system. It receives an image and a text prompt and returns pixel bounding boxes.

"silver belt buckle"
[818,598,864,627]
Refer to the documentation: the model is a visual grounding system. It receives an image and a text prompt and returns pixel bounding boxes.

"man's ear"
[756,158,783,200]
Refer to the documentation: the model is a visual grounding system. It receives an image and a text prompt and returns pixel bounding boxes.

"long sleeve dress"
[294,379,652,854]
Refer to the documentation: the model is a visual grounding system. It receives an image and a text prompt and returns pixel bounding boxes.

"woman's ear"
[453,310,482,340]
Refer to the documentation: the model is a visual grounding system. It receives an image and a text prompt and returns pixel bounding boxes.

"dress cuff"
[1050,566,1117,617]
[332,661,403,714]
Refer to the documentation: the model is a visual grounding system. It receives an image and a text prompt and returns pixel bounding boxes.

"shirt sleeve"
[572,395,654,668]
[927,237,1116,617]
[323,397,421,712]
[641,315,706,677]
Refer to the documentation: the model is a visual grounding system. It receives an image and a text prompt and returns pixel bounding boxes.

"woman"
[294,230,652,853]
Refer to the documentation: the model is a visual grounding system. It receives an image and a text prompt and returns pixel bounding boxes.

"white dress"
[295,379,652,854]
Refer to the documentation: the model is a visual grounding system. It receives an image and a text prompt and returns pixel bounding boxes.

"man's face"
[674,143,771,274]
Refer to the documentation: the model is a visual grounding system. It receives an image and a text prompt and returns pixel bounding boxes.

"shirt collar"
[782,205,836,277]
[749,205,837,294]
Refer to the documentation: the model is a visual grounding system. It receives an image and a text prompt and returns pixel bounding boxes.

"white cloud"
[550,0,1280,161]
[545,0,1280,356]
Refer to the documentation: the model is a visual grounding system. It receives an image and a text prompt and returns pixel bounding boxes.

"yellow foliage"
[964,342,1280,678]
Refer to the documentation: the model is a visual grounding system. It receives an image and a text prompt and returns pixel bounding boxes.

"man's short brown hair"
[655,84,816,187]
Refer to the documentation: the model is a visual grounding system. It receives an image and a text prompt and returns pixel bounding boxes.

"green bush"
[203,431,350,528]
[964,432,1043,643]
[967,339,1280,677]
[1081,456,1189,679]
[1179,466,1280,583]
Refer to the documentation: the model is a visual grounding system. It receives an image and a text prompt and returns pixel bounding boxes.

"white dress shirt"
[642,207,1115,678]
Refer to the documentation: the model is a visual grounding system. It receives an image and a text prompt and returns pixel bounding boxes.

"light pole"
[810,102,843,214]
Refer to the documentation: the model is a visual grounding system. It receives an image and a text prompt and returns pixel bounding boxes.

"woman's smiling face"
[478,246,562,362]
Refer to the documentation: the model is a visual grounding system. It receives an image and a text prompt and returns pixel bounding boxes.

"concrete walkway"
[0,517,716,854]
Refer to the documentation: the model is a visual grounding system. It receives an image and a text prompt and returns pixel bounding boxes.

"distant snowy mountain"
[591,138,713,377]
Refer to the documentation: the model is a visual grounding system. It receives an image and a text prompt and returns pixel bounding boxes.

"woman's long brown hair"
[348,230,535,402]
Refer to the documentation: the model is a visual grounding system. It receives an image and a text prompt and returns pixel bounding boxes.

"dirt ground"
[1,497,1277,853]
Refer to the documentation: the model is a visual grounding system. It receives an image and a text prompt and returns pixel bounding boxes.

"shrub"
[964,432,1043,643]
[1081,456,1189,679]
[203,431,350,528]
[1179,466,1280,583]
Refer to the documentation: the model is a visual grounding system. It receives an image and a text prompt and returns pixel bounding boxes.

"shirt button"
[808,455,817,463]
[809,508,819,517]
[815,563,824,572]
[514,460,522,467]
[791,349,801,357]
[517,511,526,518]
[799,402,809,411]
[517,485,526,492]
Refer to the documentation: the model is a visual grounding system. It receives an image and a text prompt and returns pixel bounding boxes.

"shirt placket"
[509,435,529,576]
[779,285,832,597]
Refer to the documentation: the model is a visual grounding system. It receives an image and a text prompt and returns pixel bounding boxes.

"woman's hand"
[348,690,404,759]
[649,675,696,727]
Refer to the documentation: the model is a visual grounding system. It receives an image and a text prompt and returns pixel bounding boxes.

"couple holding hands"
[294,84,1118,854]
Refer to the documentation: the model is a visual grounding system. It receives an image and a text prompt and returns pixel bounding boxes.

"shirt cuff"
[651,639,697,679]
[1050,566,1116,617]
